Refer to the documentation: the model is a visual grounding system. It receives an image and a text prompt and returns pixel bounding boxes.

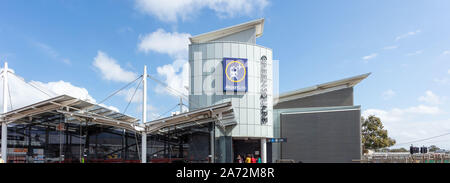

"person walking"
[236,154,243,163]
[245,154,251,163]
[251,154,256,163]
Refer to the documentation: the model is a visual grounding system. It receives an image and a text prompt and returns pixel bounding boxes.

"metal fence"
[360,153,450,163]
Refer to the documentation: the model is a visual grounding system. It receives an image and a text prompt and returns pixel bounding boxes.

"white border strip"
[281,108,360,115]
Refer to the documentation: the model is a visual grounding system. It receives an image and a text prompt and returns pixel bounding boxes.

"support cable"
[147,74,202,109]
[155,104,180,120]
[123,78,143,114]
[395,132,450,146]
[98,75,142,105]
[9,72,53,97]
[147,74,189,99]
[7,77,13,110]
[147,75,188,99]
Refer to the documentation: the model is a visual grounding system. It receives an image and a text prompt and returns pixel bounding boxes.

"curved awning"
[144,102,236,134]
[2,95,141,132]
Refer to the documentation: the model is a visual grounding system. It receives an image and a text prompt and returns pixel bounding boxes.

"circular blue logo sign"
[225,60,246,83]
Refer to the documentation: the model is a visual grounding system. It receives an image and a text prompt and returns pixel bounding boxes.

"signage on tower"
[223,58,248,92]
[260,56,268,124]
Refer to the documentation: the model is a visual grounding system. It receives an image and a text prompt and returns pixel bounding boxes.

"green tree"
[428,145,440,152]
[361,115,396,151]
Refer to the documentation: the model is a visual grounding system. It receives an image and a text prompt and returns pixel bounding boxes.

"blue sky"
[1,0,450,149]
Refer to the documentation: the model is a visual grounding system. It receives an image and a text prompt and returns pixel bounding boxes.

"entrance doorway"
[232,138,261,163]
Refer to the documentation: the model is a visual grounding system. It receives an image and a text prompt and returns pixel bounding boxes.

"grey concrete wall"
[280,109,361,163]
[274,87,354,109]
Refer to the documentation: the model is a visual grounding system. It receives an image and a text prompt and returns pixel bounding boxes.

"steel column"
[261,138,267,163]
[141,65,147,163]
[1,62,9,163]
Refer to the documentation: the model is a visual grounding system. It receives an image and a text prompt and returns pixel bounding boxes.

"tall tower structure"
[188,19,274,163]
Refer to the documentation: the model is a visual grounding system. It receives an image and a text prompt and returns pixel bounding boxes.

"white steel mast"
[141,65,147,163]
[1,62,9,163]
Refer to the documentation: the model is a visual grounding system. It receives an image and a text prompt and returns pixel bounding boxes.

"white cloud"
[206,0,269,18]
[448,69,450,74]
[34,42,71,65]
[31,80,96,103]
[155,59,190,97]
[383,45,398,50]
[138,29,191,59]
[362,53,377,61]
[93,51,138,83]
[134,0,269,22]
[404,105,442,115]
[99,104,120,113]
[395,30,421,41]
[0,71,118,112]
[1,74,51,111]
[363,107,450,149]
[148,112,162,121]
[136,104,159,121]
[442,50,450,55]
[137,29,191,98]
[363,109,400,122]
[363,105,442,123]
[406,50,423,56]
[418,90,444,105]
[363,91,445,147]
[382,89,396,100]
[119,88,143,103]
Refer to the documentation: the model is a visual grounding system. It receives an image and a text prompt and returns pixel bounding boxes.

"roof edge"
[189,18,265,44]
[275,73,371,102]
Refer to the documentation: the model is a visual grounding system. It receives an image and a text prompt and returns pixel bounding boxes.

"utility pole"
[141,65,147,163]
[1,62,9,163]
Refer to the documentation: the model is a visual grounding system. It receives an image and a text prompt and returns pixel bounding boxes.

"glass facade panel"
[5,114,141,163]
[4,113,214,163]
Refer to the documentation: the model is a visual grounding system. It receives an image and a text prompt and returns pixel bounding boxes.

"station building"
[0,19,368,163]
[187,19,368,163]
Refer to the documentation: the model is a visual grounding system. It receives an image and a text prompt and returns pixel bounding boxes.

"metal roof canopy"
[2,95,236,134]
[144,102,236,134]
[274,73,371,104]
[2,95,141,132]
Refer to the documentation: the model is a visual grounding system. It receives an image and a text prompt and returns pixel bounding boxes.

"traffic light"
[410,146,421,154]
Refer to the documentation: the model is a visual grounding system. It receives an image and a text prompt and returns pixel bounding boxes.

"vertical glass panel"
[223,43,231,57]
[231,43,239,57]
[239,43,247,58]
[207,43,214,59]
[214,43,223,59]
